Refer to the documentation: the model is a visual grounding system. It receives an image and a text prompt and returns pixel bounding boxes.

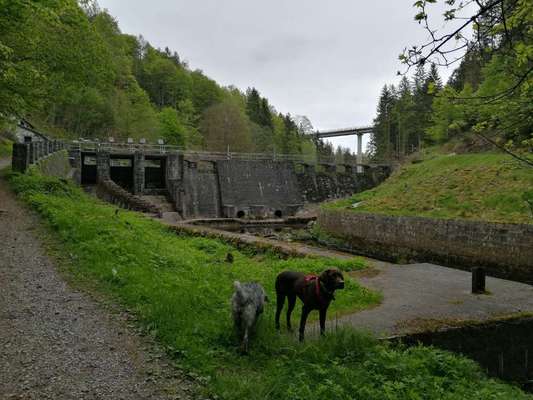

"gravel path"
[0,164,195,400]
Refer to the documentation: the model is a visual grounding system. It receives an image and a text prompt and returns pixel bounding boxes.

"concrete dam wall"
[71,149,391,219]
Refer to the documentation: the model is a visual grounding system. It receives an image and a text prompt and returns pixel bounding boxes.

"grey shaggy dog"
[231,281,268,353]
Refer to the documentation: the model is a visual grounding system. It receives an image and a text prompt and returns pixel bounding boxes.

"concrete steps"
[140,195,175,213]
[160,211,182,224]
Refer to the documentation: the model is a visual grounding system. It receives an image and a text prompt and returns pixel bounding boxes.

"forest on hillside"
[0,0,340,158]
[370,0,533,162]
[1,1,531,162]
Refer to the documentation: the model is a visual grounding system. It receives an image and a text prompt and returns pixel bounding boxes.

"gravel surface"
[0,165,196,400]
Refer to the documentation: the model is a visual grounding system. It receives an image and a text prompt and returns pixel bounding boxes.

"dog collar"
[304,275,321,300]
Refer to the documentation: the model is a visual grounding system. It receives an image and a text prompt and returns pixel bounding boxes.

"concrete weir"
[69,143,391,219]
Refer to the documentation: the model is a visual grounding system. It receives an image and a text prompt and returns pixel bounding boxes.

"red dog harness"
[304,274,321,302]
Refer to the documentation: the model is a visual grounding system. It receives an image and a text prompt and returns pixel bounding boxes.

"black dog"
[275,269,345,341]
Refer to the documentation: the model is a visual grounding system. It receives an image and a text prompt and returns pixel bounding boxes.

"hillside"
[327,150,533,225]
[0,1,321,158]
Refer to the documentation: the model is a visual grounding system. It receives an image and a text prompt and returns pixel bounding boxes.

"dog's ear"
[328,268,342,277]
[321,268,335,278]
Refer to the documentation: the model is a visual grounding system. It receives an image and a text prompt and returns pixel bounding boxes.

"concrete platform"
[342,260,533,337]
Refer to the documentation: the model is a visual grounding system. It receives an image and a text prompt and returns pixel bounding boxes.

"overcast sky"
[98,0,465,152]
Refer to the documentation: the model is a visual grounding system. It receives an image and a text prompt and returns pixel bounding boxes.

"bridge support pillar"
[356,133,364,173]
[133,151,145,195]
[96,151,110,182]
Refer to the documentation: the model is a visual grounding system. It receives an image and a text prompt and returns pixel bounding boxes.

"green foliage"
[246,88,273,130]
[138,46,192,109]
[523,190,533,217]
[200,99,254,152]
[0,1,317,154]
[428,85,476,143]
[9,171,81,200]
[157,107,187,147]
[0,136,13,157]
[377,0,533,157]
[9,171,531,400]
[369,63,443,160]
[109,78,159,140]
[327,152,533,224]
[0,0,101,123]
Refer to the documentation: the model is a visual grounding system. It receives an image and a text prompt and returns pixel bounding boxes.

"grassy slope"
[7,171,531,400]
[328,152,533,224]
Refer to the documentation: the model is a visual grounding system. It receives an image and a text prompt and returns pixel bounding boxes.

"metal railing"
[12,139,67,173]
[70,140,180,154]
[69,140,390,167]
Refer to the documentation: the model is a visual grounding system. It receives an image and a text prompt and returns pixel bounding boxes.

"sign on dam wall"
[70,148,391,219]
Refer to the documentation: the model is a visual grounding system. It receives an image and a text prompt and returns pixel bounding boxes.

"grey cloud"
[98,0,459,151]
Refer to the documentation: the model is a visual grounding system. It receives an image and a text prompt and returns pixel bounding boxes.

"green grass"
[7,171,532,399]
[327,152,533,224]
[0,136,13,158]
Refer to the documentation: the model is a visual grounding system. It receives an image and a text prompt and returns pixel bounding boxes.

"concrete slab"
[341,261,533,337]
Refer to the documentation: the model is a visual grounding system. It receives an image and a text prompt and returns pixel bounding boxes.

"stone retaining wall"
[394,316,533,386]
[318,209,533,283]
[33,150,72,179]
[77,148,392,220]
[96,179,160,214]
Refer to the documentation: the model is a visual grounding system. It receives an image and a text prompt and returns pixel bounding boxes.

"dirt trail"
[0,163,195,399]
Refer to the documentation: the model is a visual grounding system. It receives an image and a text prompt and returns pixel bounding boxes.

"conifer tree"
[370,85,397,160]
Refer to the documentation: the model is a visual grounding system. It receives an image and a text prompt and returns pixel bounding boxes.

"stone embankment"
[95,179,161,214]
[318,209,533,283]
